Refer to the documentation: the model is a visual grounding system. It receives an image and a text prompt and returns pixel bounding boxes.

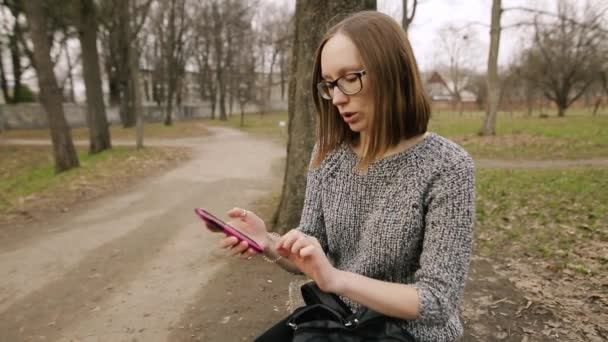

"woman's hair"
[311,11,431,170]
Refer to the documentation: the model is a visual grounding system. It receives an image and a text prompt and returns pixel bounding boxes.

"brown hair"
[311,11,431,170]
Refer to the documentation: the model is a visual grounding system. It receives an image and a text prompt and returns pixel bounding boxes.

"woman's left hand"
[277,229,342,293]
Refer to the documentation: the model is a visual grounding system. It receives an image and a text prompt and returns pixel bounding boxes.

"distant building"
[424,71,477,103]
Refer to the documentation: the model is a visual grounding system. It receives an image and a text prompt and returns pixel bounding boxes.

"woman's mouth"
[341,112,358,123]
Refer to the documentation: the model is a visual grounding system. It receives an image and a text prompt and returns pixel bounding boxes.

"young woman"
[209,11,475,342]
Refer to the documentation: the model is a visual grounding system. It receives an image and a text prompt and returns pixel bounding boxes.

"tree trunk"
[272,0,376,233]
[23,0,79,173]
[65,47,76,103]
[401,0,417,33]
[210,89,217,120]
[229,75,234,117]
[76,0,112,154]
[117,0,135,128]
[9,20,23,103]
[124,0,144,148]
[480,0,501,136]
[217,70,227,121]
[240,104,245,127]
[592,97,601,116]
[0,42,9,102]
[164,96,174,125]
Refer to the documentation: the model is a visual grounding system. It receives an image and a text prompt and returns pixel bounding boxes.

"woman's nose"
[332,87,349,106]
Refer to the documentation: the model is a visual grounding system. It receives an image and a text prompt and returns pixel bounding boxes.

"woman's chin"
[347,122,366,133]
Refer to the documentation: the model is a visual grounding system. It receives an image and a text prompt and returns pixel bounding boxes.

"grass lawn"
[475,167,608,277]
[430,110,608,160]
[0,145,190,223]
[207,109,607,160]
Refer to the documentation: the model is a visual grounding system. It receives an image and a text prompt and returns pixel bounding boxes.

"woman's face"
[321,33,373,134]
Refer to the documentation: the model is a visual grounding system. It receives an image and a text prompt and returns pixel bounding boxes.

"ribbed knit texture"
[298,133,475,342]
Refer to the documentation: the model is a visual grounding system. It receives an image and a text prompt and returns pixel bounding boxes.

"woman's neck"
[351,132,428,158]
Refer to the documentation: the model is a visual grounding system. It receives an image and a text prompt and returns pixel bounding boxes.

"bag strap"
[300,282,353,317]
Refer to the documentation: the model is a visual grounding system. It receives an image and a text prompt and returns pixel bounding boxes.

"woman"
[210,11,475,342]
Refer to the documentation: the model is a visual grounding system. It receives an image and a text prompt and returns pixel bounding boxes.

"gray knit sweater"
[298,133,475,342]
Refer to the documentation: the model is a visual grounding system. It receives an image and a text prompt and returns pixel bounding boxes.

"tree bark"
[117,0,135,127]
[123,0,144,148]
[272,0,376,233]
[23,0,79,173]
[75,0,112,154]
[480,0,501,136]
[64,45,76,102]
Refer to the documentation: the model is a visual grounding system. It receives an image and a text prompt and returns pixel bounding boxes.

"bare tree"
[99,0,128,125]
[57,38,79,102]
[255,1,293,114]
[519,2,606,117]
[23,0,79,172]
[161,0,188,125]
[211,0,228,120]
[480,0,501,135]
[434,24,480,114]
[273,0,376,233]
[401,0,418,33]
[191,1,217,119]
[73,0,112,153]
[0,0,34,103]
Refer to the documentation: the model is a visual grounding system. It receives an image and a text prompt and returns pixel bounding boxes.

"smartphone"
[194,208,264,253]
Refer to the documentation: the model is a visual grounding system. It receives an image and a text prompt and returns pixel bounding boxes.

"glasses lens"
[317,82,332,100]
[337,74,362,95]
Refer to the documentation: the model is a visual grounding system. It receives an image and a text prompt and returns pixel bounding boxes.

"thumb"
[227,207,248,220]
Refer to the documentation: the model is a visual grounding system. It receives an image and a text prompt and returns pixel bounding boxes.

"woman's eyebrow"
[322,66,363,80]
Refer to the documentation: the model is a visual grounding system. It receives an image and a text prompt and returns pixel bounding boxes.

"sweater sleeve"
[297,151,329,253]
[413,155,476,324]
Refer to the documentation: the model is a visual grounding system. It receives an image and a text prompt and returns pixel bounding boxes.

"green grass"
[0,145,188,215]
[0,146,124,212]
[475,167,608,276]
[206,109,607,160]
[430,111,608,159]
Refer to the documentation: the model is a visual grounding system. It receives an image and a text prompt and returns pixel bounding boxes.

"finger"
[291,236,312,255]
[299,244,316,258]
[219,236,239,249]
[278,230,300,251]
[240,247,257,260]
[227,207,248,221]
[229,241,250,256]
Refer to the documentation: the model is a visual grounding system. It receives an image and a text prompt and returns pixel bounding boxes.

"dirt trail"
[0,127,285,341]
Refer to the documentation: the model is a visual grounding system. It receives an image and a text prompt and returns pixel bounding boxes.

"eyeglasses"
[316,70,366,100]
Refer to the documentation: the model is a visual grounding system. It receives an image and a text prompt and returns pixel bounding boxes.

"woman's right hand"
[204,207,270,260]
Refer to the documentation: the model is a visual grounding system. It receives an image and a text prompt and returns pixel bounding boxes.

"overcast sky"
[378,0,542,70]
[276,0,604,71]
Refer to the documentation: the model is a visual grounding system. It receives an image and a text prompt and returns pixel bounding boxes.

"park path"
[0,127,285,341]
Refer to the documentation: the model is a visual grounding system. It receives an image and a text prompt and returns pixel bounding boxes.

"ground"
[0,125,606,341]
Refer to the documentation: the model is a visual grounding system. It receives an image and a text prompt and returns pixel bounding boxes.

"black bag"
[287,282,416,342]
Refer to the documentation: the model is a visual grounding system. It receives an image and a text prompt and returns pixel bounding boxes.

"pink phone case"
[194,208,264,253]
